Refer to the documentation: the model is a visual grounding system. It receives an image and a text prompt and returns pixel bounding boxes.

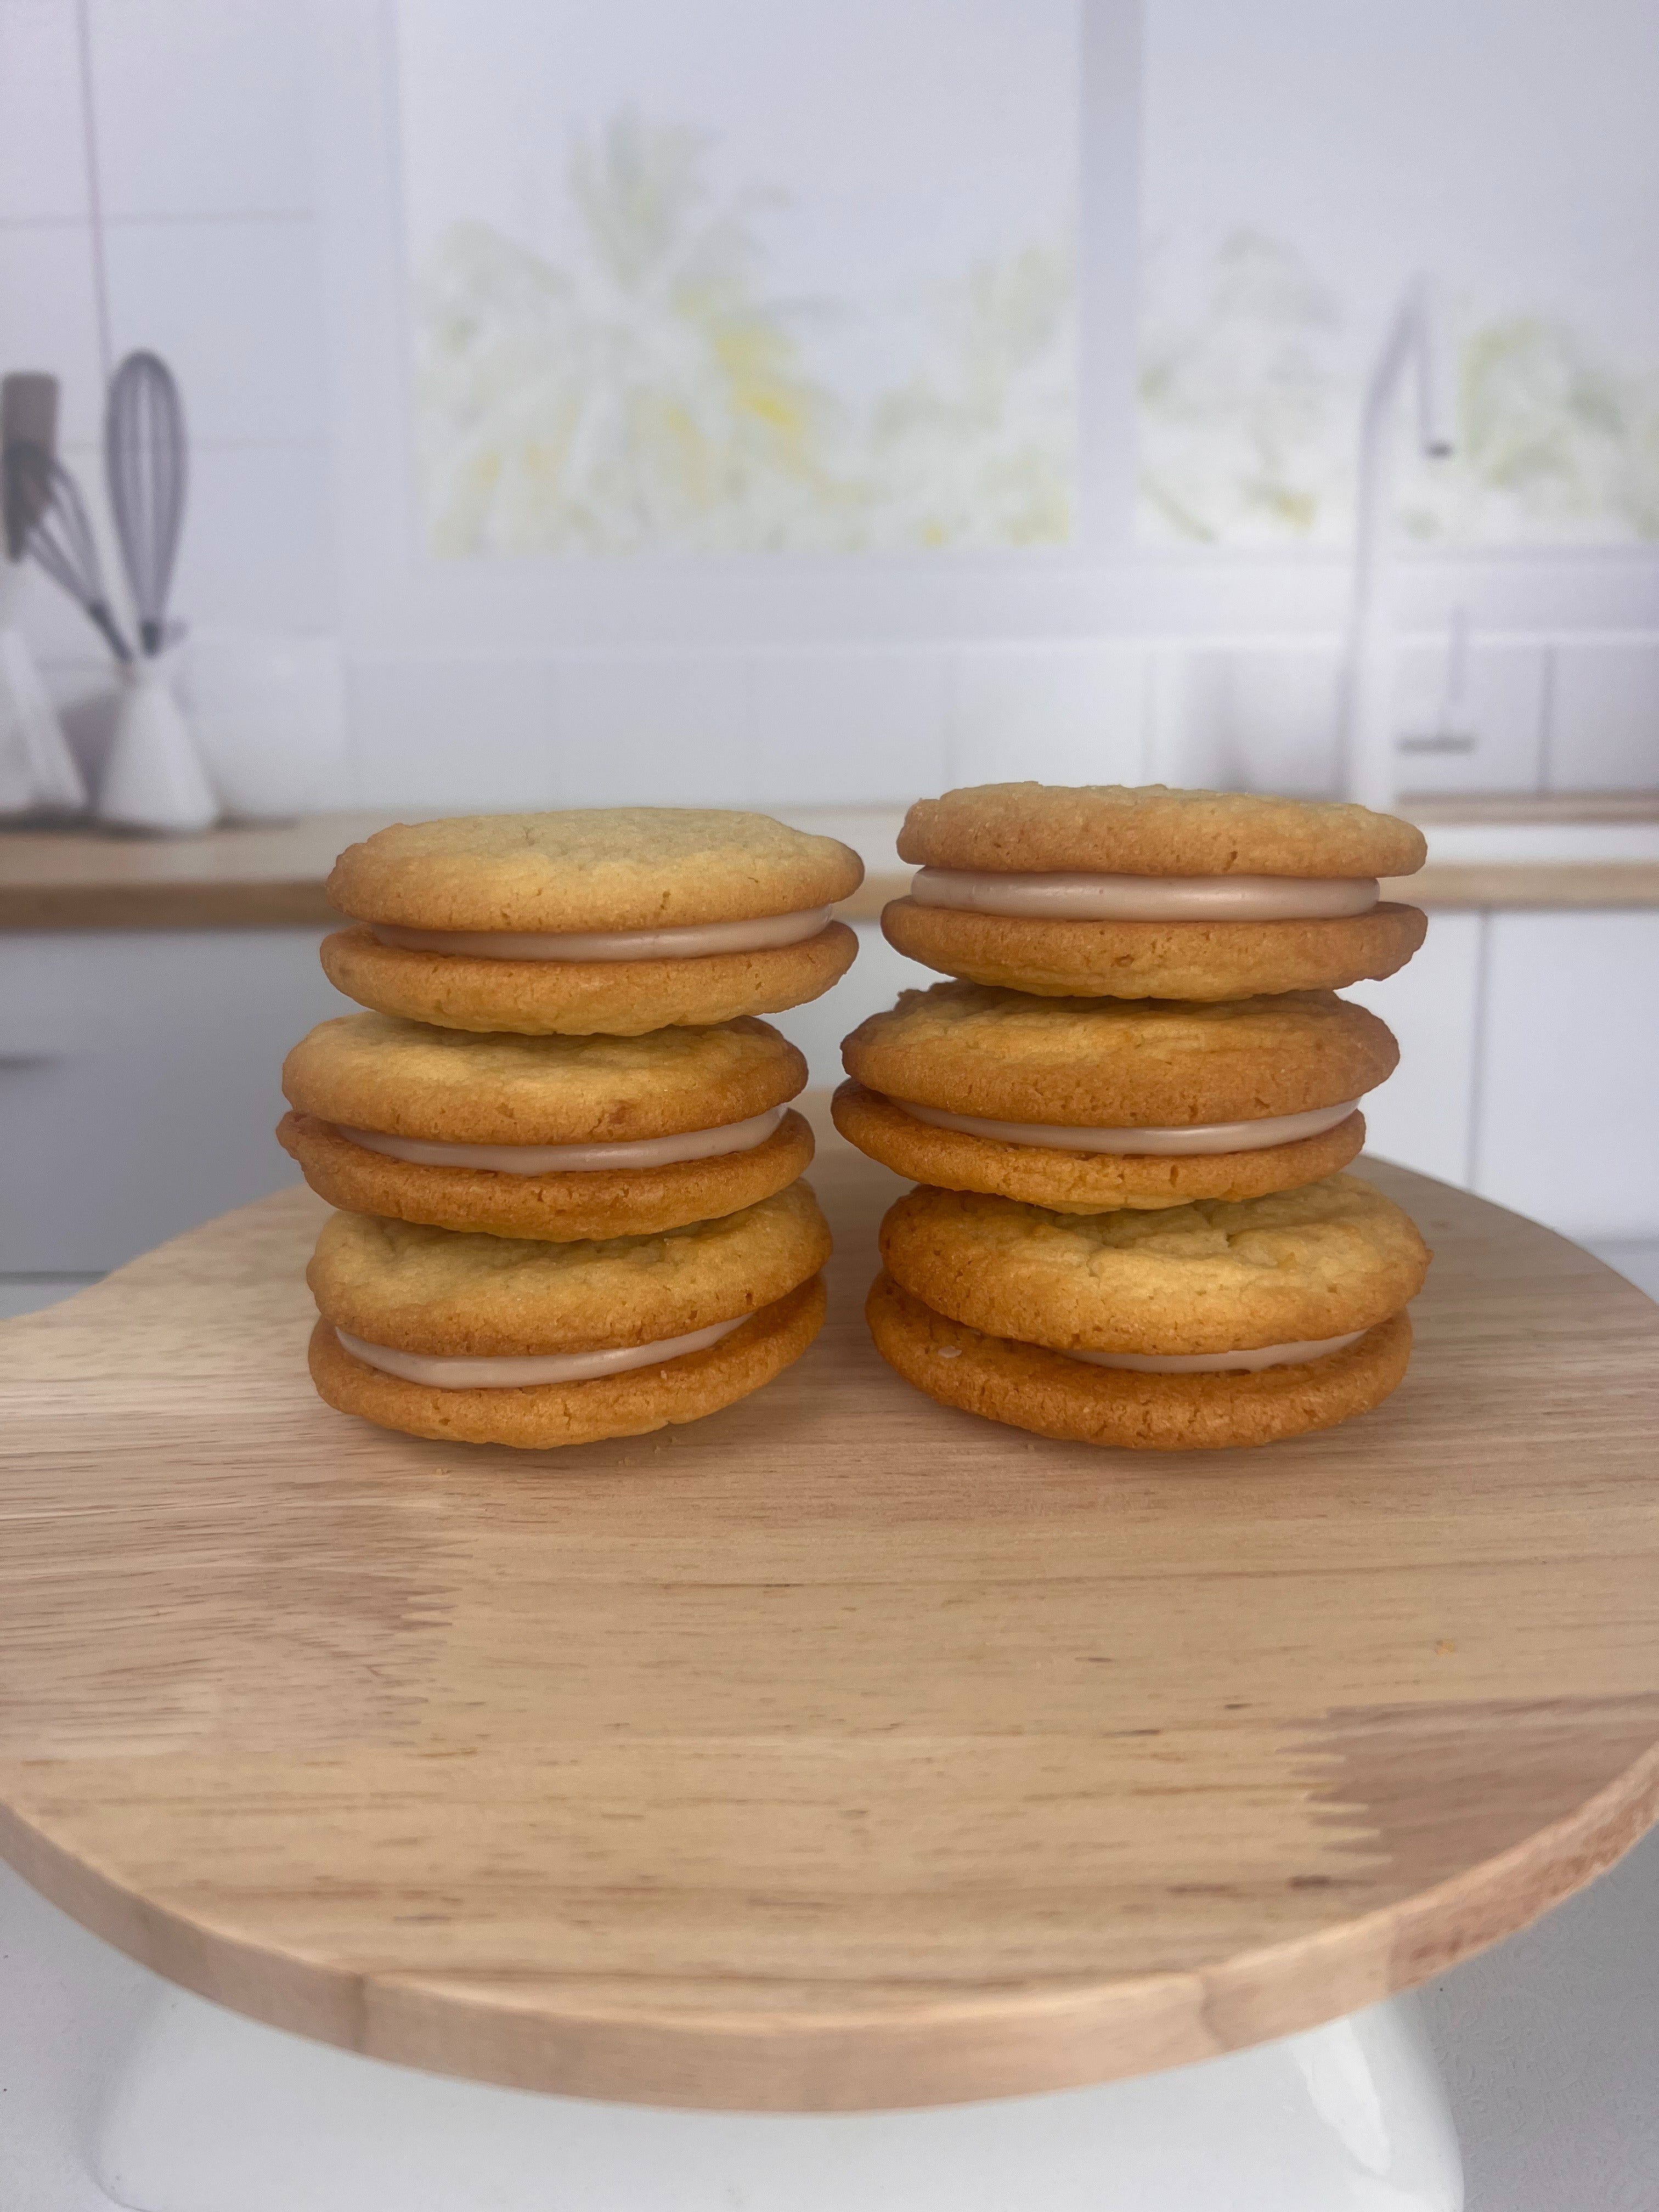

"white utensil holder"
[97,653,218,834]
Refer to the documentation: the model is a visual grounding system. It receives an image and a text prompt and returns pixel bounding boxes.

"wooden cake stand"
[3,1108,1657,2207]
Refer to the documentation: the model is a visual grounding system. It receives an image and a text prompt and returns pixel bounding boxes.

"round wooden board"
[2,1102,1658,2113]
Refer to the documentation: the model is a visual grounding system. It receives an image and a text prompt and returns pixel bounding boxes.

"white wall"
[2,0,1656,811]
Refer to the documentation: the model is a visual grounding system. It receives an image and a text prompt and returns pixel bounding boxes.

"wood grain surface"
[4,810,1658,928]
[2,1103,1658,2111]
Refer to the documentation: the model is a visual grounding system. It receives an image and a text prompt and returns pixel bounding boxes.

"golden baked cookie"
[898,782,1426,878]
[310,1274,826,1451]
[330,809,864,932]
[867,1273,1411,1451]
[881,899,1426,1000]
[840,983,1396,1126]
[832,1083,1364,1211]
[283,1013,805,1144]
[878,1176,1430,1355]
[279,1107,815,1242]
[308,1180,831,1356]
[320,919,859,1036]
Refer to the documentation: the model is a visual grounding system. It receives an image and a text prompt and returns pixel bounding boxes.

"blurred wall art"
[1137,0,1659,549]
[397,0,1081,558]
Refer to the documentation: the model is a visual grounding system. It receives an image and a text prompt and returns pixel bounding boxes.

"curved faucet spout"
[1340,274,1458,811]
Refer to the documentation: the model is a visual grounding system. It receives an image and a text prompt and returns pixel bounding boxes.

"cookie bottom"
[320,921,859,1036]
[279,1108,815,1242]
[866,1273,1411,1451]
[308,1273,826,1449]
[832,1082,1365,1212]
[881,900,1426,1000]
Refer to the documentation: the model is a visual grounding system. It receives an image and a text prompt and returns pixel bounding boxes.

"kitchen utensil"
[94,353,214,832]
[1,373,59,554]
[5,439,208,828]
[2,441,133,665]
[104,351,188,657]
[0,374,86,814]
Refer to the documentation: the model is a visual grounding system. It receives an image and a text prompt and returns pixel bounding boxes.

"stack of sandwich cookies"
[835,983,1396,1211]
[882,783,1426,999]
[323,809,862,1035]
[844,778,1433,1449]
[280,1013,812,1242]
[308,1184,831,1449]
[282,806,860,1449]
[868,1178,1430,1451]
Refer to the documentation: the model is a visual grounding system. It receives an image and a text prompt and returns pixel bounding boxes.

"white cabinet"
[0,932,349,1272]
[1474,911,1659,1241]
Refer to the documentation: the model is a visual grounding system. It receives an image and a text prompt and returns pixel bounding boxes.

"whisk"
[95,350,213,830]
[105,351,187,657]
[1,441,133,664]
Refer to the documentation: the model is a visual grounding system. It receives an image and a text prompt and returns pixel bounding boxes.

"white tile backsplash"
[102,218,326,443]
[1160,644,1343,796]
[1395,639,1549,797]
[348,657,558,811]
[950,642,1148,786]
[1549,641,1659,792]
[0,0,89,219]
[172,442,335,632]
[0,224,106,439]
[751,649,949,808]
[2,0,1658,819]
[87,0,315,217]
[556,656,754,806]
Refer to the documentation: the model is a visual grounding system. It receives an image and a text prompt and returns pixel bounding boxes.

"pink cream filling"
[895,1098,1358,1156]
[910,870,1378,922]
[368,909,832,962]
[336,1104,788,1176]
[1061,1330,1367,1375]
[335,1316,745,1389]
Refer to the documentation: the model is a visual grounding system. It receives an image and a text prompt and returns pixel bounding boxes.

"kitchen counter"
[2,799,1658,928]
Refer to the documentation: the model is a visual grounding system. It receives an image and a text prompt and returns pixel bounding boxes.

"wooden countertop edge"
[4,865,1659,929]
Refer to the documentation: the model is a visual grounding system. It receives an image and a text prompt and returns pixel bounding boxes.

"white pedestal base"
[93,1980,1463,2212]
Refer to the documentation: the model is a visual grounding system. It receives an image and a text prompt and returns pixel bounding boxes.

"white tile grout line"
[72,0,112,382]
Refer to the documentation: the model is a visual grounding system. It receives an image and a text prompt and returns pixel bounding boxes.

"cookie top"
[879,1175,1430,1354]
[897,784,1426,879]
[843,983,1397,1126]
[308,1181,831,1356]
[328,810,865,932]
[284,1013,806,1144]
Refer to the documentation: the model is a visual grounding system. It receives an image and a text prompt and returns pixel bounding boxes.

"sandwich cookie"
[323,809,863,1035]
[279,1012,813,1241]
[836,983,1395,1209]
[307,1181,832,1448]
[870,1175,1430,1450]
[882,782,1427,999]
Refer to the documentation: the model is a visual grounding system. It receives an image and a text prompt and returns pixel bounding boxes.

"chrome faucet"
[1339,274,1458,810]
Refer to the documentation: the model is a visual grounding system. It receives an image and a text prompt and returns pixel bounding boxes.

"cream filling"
[335,1315,744,1390]
[369,909,832,962]
[910,869,1378,921]
[896,1097,1358,1156]
[336,1103,788,1176]
[1063,1329,1366,1375]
